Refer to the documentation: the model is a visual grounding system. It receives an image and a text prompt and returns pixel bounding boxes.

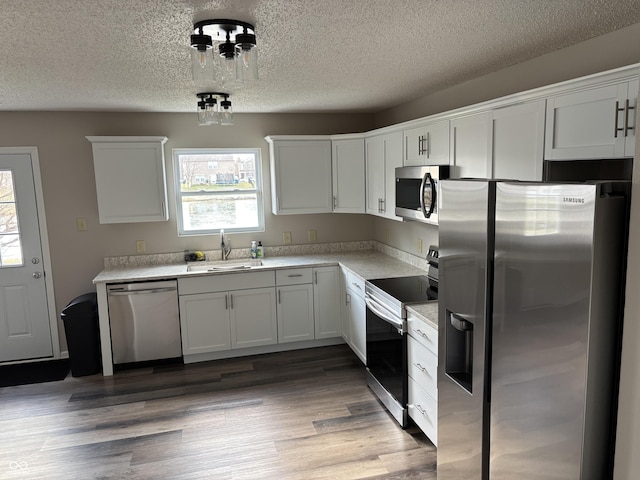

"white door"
[0,152,52,362]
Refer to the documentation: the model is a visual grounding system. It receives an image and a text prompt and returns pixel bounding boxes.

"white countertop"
[92,250,430,285]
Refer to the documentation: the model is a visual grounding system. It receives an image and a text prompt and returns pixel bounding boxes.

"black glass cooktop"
[368,275,436,303]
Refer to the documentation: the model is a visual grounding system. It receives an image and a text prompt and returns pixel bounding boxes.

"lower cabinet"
[313,266,342,339]
[178,271,277,356]
[342,269,366,364]
[407,311,438,445]
[276,268,315,343]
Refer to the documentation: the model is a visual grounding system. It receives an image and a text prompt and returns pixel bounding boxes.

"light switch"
[76,217,88,231]
[283,232,292,245]
[136,240,146,254]
[308,230,317,242]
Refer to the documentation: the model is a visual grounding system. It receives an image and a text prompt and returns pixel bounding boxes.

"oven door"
[365,295,408,412]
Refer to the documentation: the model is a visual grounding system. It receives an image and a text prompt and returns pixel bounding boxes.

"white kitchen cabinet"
[365,131,402,220]
[545,78,638,160]
[266,136,333,214]
[491,100,545,181]
[178,292,231,355]
[450,112,491,179]
[230,287,278,349]
[86,136,169,223]
[341,268,366,364]
[332,137,365,213]
[178,271,277,357]
[276,268,315,344]
[407,310,438,445]
[313,266,342,339]
[403,120,450,166]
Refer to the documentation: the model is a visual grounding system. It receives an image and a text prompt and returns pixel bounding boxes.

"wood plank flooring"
[0,345,436,480]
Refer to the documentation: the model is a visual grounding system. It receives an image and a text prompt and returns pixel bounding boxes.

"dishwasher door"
[107,280,182,364]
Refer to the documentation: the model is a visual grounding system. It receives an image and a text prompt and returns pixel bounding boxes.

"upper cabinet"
[266,136,333,215]
[365,131,403,221]
[86,136,169,224]
[545,78,637,160]
[491,100,545,181]
[450,112,491,179]
[403,120,450,166]
[332,137,365,213]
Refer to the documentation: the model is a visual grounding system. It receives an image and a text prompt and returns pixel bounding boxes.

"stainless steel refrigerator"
[437,179,629,480]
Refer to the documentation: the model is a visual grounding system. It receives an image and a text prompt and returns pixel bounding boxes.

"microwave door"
[421,172,436,218]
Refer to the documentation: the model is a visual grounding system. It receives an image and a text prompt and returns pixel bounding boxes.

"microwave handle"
[420,172,436,218]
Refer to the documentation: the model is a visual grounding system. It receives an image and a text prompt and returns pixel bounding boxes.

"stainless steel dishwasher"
[107,280,182,364]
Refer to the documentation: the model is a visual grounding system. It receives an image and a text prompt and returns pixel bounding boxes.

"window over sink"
[173,149,264,235]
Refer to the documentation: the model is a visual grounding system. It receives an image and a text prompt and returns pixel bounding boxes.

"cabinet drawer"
[408,336,438,395]
[407,312,438,355]
[276,268,312,285]
[342,268,365,298]
[178,270,275,295]
[408,377,438,446]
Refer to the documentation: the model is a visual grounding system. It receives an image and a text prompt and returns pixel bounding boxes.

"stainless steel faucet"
[220,229,231,260]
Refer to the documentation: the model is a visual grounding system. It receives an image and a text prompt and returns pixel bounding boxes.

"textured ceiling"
[0,0,639,113]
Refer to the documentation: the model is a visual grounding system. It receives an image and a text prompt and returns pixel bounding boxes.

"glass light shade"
[197,107,208,126]
[235,43,258,83]
[205,100,220,124]
[191,48,214,84]
[220,100,234,125]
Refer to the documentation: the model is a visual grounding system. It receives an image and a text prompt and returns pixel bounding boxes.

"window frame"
[173,148,265,236]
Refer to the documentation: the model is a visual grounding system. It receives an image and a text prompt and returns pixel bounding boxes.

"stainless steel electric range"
[364,246,438,427]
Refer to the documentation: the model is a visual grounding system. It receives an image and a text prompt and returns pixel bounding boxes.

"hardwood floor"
[0,345,437,479]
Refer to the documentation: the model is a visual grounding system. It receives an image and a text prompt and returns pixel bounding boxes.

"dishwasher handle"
[107,287,177,296]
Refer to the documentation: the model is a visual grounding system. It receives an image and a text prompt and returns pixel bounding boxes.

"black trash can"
[61,292,102,377]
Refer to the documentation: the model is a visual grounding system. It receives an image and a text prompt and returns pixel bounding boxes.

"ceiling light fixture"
[196,93,233,126]
[190,19,258,86]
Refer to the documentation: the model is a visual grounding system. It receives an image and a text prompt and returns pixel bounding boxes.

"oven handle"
[365,296,406,334]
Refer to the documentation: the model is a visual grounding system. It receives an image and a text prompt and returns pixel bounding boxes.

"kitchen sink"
[186,260,263,273]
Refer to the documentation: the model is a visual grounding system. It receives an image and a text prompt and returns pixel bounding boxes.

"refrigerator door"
[490,182,596,480]
[437,179,493,480]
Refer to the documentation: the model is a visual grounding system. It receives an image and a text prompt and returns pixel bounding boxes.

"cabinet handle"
[333,196,337,209]
[380,198,385,213]
[414,362,427,373]
[346,293,351,305]
[288,274,303,278]
[425,132,430,158]
[229,294,234,309]
[624,99,635,137]
[615,101,625,138]
[278,290,281,304]
[415,404,427,416]
[418,135,423,156]
[314,271,318,285]
[352,282,361,290]
[225,294,228,310]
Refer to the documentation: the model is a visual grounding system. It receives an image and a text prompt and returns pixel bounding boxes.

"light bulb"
[198,50,207,68]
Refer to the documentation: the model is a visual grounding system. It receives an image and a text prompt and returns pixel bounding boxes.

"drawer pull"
[414,362,431,376]
[352,282,361,289]
[415,328,433,341]
[416,404,427,416]
[288,274,304,278]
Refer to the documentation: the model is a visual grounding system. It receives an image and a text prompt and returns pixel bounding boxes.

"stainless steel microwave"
[395,165,450,224]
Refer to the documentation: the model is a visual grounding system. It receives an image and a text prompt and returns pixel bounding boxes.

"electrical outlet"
[136,240,146,254]
[308,230,317,242]
[76,217,88,231]
[283,232,292,245]
[417,238,423,253]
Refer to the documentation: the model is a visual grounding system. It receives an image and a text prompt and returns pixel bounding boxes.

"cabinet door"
[404,121,450,166]
[365,135,385,215]
[346,287,366,364]
[383,131,403,220]
[313,266,341,339]
[179,292,231,355]
[544,81,635,160]
[88,136,169,223]
[491,100,545,181]
[230,287,278,348]
[332,138,365,213]
[451,112,491,179]
[277,284,314,343]
[270,140,333,214]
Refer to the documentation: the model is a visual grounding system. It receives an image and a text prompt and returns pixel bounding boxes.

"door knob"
[32,272,42,279]
[32,258,40,264]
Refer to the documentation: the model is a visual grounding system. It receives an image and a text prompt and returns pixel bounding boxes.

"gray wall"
[0,111,375,353]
